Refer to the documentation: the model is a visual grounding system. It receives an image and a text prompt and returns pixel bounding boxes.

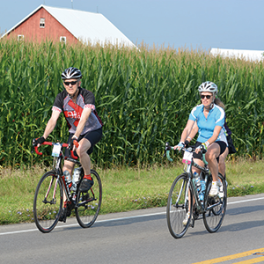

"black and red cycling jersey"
[52,87,103,135]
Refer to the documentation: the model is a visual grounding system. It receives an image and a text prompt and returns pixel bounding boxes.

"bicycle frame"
[166,144,210,213]
[184,158,208,213]
[34,141,81,203]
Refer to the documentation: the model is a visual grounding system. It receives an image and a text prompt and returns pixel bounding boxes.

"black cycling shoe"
[79,178,94,192]
[66,202,74,217]
[59,202,74,222]
[59,208,67,223]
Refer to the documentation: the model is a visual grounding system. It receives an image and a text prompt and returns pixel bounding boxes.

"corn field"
[0,40,263,168]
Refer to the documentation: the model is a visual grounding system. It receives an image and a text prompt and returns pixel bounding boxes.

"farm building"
[210,48,264,62]
[1,5,136,48]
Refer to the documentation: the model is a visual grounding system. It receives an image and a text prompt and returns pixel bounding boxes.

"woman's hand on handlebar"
[173,140,190,151]
[195,142,208,154]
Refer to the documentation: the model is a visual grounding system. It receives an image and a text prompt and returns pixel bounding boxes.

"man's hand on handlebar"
[33,137,46,147]
[68,136,79,151]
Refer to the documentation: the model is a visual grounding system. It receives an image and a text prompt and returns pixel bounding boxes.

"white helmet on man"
[61,67,82,80]
[198,81,218,94]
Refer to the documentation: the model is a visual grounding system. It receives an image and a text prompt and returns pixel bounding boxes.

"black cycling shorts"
[65,127,102,158]
[193,141,227,161]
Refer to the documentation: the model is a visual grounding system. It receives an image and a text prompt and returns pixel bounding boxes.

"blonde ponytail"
[214,97,225,110]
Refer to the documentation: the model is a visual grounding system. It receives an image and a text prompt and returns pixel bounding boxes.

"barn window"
[17,35,24,41]
[60,36,67,44]
[40,18,45,28]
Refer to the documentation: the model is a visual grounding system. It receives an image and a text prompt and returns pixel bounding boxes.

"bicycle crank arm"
[206,201,222,211]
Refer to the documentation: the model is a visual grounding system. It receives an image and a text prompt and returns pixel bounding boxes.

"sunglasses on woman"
[64,81,78,86]
[200,95,212,99]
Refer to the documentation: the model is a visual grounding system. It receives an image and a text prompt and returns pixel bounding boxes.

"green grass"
[0,158,263,225]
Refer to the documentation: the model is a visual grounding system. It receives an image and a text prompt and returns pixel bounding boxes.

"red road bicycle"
[32,139,102,233]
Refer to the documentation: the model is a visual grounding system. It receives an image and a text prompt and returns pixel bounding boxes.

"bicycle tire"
[203,173,227,233]
[166,173,193,239]
[75,169,102,228]
[33,171,63,233]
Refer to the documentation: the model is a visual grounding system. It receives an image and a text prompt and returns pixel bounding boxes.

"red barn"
[2,5,136,47]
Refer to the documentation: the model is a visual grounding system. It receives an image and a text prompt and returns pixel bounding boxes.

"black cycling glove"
[33,136,45,146]
[184,140,190,147]
[68,136,78,150]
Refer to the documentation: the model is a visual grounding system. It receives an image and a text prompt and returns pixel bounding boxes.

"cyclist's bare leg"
[205,143,220,182]
[218,147,228,178]
[62,160,75,201]
[192,158,204,175]
[63,160,75,175]
[75,138,91,175]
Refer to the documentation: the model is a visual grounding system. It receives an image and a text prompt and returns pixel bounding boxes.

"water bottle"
[63,170,72,188]
[193,171,201,193]
[71,167,82,192]
[72,193,77,202]
[199,179,206,201]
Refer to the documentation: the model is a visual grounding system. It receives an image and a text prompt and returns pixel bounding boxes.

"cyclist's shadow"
[220,204,264,232]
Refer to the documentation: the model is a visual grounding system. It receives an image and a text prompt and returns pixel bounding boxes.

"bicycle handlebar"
[73,140,79,148]
[165,142,208,165]
[33,140,78,160]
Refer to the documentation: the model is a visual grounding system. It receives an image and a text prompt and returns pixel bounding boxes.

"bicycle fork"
[43,175,59,205]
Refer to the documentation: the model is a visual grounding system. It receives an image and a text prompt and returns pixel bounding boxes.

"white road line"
[0,196,263,236]
[227,196,264,205]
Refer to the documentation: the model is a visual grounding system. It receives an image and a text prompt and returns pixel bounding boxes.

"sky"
[0,0,263,51]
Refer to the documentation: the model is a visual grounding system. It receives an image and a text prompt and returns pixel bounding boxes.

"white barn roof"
[2,5,136,48]
[210,48,264,62]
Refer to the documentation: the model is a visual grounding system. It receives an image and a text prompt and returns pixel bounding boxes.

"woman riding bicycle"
[34,67,103,221]
[187,99,236,181]
[174,81,227,197]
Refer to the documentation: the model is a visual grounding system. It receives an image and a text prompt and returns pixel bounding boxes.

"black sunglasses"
[64,81,78,86]
[200,95,212,99]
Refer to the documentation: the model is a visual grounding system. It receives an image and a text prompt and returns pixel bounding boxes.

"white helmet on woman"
[198,81,218,94]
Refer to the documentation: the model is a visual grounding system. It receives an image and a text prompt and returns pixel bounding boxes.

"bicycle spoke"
[203,174,227,233]
[33,171,62,233]
[75,169,102,228]
[166,173,192,239]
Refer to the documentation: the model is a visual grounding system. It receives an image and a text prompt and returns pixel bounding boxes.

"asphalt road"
[0,194,263,264]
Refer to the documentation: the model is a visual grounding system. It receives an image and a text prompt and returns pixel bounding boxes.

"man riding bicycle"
[34,67,103,221]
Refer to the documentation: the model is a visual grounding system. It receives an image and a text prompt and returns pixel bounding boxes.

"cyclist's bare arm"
[207,125,222,145]
[186,121,198,142]
[42,110,61,140]
[73,108,92,139]
[194,125,222,154]
[174,119,195,150]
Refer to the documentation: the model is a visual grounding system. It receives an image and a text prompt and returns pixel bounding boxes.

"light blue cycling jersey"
[189,104,227,144]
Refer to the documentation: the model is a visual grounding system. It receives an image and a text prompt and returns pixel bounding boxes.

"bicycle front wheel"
[33,171,63,233]
[166,173,193,239]
[203,173,227,233]
[75,169,102,228]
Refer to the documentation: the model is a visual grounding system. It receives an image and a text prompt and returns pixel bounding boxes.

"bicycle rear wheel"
[203,173,227,233]
[75,169,102,228]
[166,173,193,239]
[33,171,63,233]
